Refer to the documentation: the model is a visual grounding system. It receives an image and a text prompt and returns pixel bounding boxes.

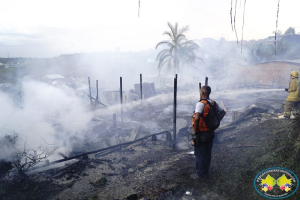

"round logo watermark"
[254,167,299,199]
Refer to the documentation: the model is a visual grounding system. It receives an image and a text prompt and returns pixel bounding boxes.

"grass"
[208,118,300,199]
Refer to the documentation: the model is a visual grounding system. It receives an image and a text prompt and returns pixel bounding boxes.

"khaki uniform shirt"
[286,78,300,101]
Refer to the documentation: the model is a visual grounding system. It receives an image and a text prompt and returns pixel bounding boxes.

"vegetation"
[0,67,17,83]
[246,38,300,64]
[0,133,57,176]
[211,118,300,199]
[156,22,202,75]
[284,27,295,35]
[12,143,57,174]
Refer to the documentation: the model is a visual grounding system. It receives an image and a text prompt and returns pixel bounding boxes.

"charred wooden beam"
[88,77,92,105]
[91,159,104,164]
[107,163,115,171]
[56,161,81,174]
[152,135,157,141]
[91,158,112,164]
[96,80,99,103]
[113,113,117,129]
[94,148,117,157]
[120,77,123,124]
[140,74,143,100]
[87,94,107,107]
[50,130,172,165]
[58,152,68,159]
[173,74,177,149]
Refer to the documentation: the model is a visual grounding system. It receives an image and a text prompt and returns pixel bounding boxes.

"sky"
[0,0,300,57]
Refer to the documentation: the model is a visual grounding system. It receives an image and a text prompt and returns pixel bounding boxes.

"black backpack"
[201,99,220,130]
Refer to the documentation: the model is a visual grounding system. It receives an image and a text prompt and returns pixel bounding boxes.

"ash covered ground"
[1,88,300,200]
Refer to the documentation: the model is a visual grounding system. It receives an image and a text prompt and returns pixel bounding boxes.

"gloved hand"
[285,88,289,92]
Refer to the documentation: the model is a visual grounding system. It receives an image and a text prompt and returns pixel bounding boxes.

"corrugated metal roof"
[44,74,65,79]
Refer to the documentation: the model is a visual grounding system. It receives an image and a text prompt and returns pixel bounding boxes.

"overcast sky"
[0,0,299,57]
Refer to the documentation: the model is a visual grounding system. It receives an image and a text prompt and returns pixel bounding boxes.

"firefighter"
[283,71,300,118]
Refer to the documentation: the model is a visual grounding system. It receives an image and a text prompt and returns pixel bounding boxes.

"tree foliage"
[246,39,300,64]
[284,27,295,35]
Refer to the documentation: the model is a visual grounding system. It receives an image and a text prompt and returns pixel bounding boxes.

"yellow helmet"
[291,71,299,78]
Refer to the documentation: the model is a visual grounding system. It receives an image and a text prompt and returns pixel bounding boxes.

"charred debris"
[1,73,300,200]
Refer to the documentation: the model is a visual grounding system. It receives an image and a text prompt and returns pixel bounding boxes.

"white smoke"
[0,79,93,161]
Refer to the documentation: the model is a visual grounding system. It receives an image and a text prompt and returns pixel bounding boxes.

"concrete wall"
[238,61,300,86]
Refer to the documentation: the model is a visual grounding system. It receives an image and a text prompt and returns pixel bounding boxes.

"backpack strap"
[200,99,214,106]
[201,99,218,116]
[199,99,212,118]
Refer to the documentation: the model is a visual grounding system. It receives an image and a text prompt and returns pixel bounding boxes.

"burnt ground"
[1,114,300,200]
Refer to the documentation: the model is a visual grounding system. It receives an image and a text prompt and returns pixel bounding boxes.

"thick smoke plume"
[0,79,93,161]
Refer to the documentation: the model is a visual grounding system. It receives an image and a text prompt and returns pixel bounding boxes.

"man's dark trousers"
[194,131,215,178]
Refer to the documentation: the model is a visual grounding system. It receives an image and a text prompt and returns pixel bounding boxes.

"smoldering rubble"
[0,77,300,200]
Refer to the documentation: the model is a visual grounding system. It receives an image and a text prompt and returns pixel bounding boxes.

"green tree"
[284,27,295,35]
[246,39,295,64]
[156,22,202,75]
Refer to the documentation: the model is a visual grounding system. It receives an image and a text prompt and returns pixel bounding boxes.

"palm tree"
[179,39,204,73]
[156,22,202,75]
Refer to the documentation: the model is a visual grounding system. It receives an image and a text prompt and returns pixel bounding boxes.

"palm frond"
[167,22,177,41]
[159,54,172,64]
[156,41,174,49]
[178,25,189,35]
[195,56,205,63]
[156,49,170,61]
[163,31,174,41]
[158,59,171,71]
[178,37,188,44]
[167,60,172,71]
[174,23,178,37]
[176,33,186,41]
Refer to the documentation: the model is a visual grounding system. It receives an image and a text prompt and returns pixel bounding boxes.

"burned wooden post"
[120,77,123,124]
[173,74,177,149]
[232,111,239,121]
[96,80,99,103]
[186,132,190,148]
[113,113,116,129]
[205,77,208,86]
[232,111,236,122]
[88,77,92,107]
[140,74,143,100]
[166,131,172,146]
[152,135,157,141]
[19,91,22,105]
